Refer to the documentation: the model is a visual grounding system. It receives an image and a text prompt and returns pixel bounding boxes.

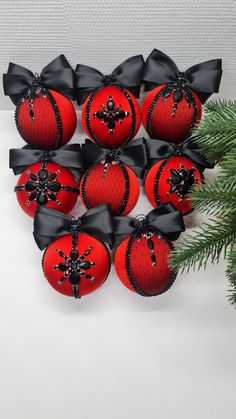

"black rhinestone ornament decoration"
[14,157,78,207]
[146,79,198,140]
[25,73,47,121]
[167,163,198,203]
[54,218,96,299]
[93,96,129,134]
[134,216,157,268]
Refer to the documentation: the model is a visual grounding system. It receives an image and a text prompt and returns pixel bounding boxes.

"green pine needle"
[170,216,236,273]
[226,243,236,306]
[219,149,236,180]
[191,100,236,164]
[189,179,236,216]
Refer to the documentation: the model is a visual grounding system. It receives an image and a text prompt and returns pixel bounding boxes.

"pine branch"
[170,216,236,273]
[191,100,236,164]
[218,149,236,181]
[189,179,236,216]
[205,99,235,113]
[226,242,236,306]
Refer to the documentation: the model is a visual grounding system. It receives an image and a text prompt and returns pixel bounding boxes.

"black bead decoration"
[93,95,129,134]
[14,161,79,208]
[15,87,63,149]
[146,82,199,141]
[125,229,177,297]
[153,157,204,215]
[85,84,136,147]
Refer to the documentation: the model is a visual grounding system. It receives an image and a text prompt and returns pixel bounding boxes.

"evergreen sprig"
[171,99,236,307]
[191,100,236,164]
[171,216,236,273]
[190,179,236,216]
[226,243,236,305]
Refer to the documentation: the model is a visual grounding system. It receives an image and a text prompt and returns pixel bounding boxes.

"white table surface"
[0,111,236,419]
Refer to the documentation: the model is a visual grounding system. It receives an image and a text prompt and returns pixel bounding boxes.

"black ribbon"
[145,138,214,170]
[76,55,145,104]
[113,203,185,247]
[9,144,85,180]
[143,49,222,103]
[82,138,147,178]
[3,54,76,105]
[33,204,114,250]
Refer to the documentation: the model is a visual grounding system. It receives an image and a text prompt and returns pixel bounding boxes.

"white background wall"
[0,2,236,419]
[0,0,235,109]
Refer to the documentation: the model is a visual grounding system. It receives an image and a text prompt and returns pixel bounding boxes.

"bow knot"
[33,204,114,250]
[145,138,213,170]
[76,55,145,105]
[82,138,147,178]
[70,216,82,232]
[3,54,76,105]
[113,203,185,247]
[103,74,115,85]
[133,215,148,230]
[143,49,222,104]
[9,144,85,180]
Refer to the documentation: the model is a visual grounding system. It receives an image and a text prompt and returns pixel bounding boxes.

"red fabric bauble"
[142,84,202,144]
[42,233,111,298]
[15,89,77,149]
[145,156,204,215]
[114,230,176,296]
[80,161,139,215]
[16,161,79,217]
[81,86,141,148]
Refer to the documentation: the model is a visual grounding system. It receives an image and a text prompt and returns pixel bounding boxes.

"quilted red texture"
[81,86,141,148]
[142,84,202,144]
[145,156,203,215]
[80,162,140,215]
[16,89,76,149]
[16,161,79,217]
[114,232,176,296]
[43,233,110,297]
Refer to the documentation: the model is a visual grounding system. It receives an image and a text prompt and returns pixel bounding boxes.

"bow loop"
[113,203,185,247]
[143,49,222,103]
[9,144,85,180]
[76,55,145,104]
[145,138,213,170]
[82,138,147,178]
[33,204,114,250]
[3,54,76,105]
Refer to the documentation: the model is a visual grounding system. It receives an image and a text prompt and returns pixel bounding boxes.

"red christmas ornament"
[3,55,77,149]
[80,161,139,216]
[142,84,202,143]
[115,231,176,296]
[145,155,203,215]
[80,138,147,215]
[43,233,111,298]
[81,86,141,148]
[15,89,77,149]
[15,161,79,217]
[33,205,113,299]
[142,49,222,144]
[113,205,185,296]
[76,55,145,148]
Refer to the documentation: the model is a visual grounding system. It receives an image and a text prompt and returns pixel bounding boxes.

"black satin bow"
[76,55,145,105]
[82,138,147,178]
[113,203,185,247]
[145,138,213,170]
[3,55,76,105]
[33,204,114,250]
[9,144,85,180]
[143,49,222,103]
